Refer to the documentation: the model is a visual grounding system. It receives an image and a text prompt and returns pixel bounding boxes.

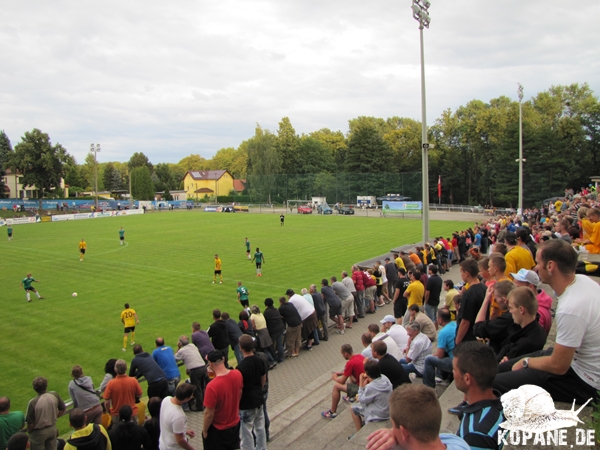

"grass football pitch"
[0,211,470,416]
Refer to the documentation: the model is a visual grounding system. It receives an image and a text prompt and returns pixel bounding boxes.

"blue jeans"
[240,407,267,450]
[312,328,320,345]
[422,355,453,388]
[399,358,422,377]
[271,332,284,362]
[424,304,438,323]
[233,343,243,365]
[167,377,181,397]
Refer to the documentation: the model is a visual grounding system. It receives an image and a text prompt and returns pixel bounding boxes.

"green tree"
[8,129,74,209]
[131,166,155,200]
[0,130,13,198]
[309,128,348,166]
[246,125,280,202]
[103,162,122,192]
[128,152,153,173]
[345,119,393,173]
[64,164,87,192]
[177,154,208,172]
[275,117,300,174]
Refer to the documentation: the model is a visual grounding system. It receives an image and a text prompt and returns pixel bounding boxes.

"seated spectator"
[349,360,393,434]
[142,397,161,450]
[367,323,402,360]
[493,240,600,404]
[64,408,110,450]
[360,332,375,361]
[399,323,432,377]
[451,341,504,449]
[406,304,437,342]
[422,309,456,388]
[496,287,547,363]
[379,315,409,351]
[473,280,516,354]
[108,405,151,450]
[68,366,103,426]
[0,397,25,450]
[6,433,29,450]
[371,341,411,389]
[321,344,365,419]
[99,359,117,393]
[366,385,470,450]
[510,269,552,336]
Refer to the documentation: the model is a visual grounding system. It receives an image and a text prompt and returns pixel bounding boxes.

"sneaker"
[342,396,356,403]
[122,348,126,352]
[212,281,215,284]
[435,376,443,383]
[39,297,44,299]
[321,410,337,419]
[131,342,135,345]
[305,346,313,351]
[448,401,468,415]
[219,281,223,284]
[27,299,31,302]
[409,373,417,382]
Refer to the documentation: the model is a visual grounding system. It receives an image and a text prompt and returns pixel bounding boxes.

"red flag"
[438,175,442,198]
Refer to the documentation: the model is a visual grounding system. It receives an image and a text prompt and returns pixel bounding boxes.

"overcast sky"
[1,1,599,164]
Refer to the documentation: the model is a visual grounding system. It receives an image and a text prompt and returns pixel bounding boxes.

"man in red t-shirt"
[202,350,243,450]
[321,344,365,419]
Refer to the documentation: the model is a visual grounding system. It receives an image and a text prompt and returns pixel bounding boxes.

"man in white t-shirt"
[380,315,409,351]
[159,383,196,450]
[493,239,600,404]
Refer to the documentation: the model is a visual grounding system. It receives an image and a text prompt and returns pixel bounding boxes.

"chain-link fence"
[245,172,422,204]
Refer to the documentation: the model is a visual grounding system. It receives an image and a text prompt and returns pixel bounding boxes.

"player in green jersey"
[20,273,44,302]
[7,225,13,241]
[119,227,125,245]
[236,281,250,308]
[251,248,265,277]
[245,237,251,259]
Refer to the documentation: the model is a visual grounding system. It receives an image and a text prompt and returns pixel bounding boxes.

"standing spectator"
[455,259,487,345]
[103,360,143,425]
[341,271,359,323]
[422,309,456,388]
[129,345,168,399]
[202,351,243,450]
[424,265,443,326]
[159,384,196,450]
[152,338,181,397]
[221,312,243,365]
[249,305,277,367]
[68,366,103,425]
[403,271,424,315]
[64,408,110,450]
[175,336,207,412]
[349,360,393,434]
[207,310,230,367]
[142,397,161,450]
[399,323,432,378]
[309,284,328,342]
[351,265,366,318]
[363,269,377,314]
[0,397,25,450]
[263,298,285,363]
[108,405,150,450]
[442,280,459,320]
[191,322,214,362]
[321,280,344,334]
[238,311,254,337]
[384,257,398,300]
[392,268,410,323]
[331,276,355,329]
[99,359,117,393]
[321,344,365,419]
[286,288,318,349]
[237,335,267,450]
[278,296,302,358]
[26,377,66,450]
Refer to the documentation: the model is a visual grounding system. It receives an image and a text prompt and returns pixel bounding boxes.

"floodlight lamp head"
[423,0,431,9]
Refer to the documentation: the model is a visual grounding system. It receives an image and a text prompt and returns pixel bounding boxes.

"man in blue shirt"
[422,309,456,388]
[152,338,181,396]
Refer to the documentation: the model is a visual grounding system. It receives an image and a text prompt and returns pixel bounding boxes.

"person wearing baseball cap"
[380,315,409,350]
[511,269,553,336]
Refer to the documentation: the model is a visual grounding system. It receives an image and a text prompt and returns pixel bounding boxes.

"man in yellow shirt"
[78,238,87,262]
[213,254,223,284]
[394,253,405,271]
[504,233,535,278]
[403,272,424,308]
[121,303,139,351]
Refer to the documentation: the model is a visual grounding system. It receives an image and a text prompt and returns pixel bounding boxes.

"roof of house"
[186,170,228,180]
[233,179,246,192]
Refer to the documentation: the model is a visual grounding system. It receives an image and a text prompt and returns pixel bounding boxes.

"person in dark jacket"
[310,284,328,341]
[207,309,230,367]
[64,408,110,450]
[142,397,161,450]
[108,405,151,450]
[473,281,516,354]
[129,345,168,399]
[221,312,244,364]
[263,298,286,363]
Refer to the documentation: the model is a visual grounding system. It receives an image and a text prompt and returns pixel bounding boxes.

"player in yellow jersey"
[79,238,87,261]
[213,254,223,284]
[121,302,139,351]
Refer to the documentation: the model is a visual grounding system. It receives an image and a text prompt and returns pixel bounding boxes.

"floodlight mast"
[412,0,431,243]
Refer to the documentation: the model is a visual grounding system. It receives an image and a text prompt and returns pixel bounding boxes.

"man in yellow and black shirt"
[121,303,139,351]
[78,239,87,262]
[213,254,223,284]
